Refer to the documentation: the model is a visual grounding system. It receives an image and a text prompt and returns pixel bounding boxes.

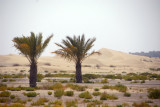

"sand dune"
[0,48,160,74]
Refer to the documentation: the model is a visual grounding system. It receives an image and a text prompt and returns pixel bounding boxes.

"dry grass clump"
[65,100,78,107]
[31,97,49,106]
[132,102,151,107]
[0,84,7,91]
[66,84,87,91]
[147,88,160,99]
[79,91,93,99]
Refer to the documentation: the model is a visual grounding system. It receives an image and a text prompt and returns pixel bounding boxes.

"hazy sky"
[0,0,160,56]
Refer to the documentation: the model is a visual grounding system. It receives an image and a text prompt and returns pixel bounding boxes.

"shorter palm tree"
[53,35,100,83]
[13,32,53,87]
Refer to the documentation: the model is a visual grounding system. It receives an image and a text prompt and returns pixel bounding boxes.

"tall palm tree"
[13,32,53,87]
[53,35,100,83]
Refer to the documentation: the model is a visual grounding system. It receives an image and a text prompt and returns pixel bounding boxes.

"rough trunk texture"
[29,60,37,87]
[76,61,82,83]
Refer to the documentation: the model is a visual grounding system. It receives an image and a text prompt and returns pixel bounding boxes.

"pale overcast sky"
[0,0,160,56]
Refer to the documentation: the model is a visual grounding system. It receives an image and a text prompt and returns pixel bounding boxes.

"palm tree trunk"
[76,61,82,83]
[29,60,37,87]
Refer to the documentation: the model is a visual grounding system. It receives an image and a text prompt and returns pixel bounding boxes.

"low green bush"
[50,100,62,106]
[65,100,78,107]
[8,103,25,107]
[64,91,74,96]
[24,92,38,97]
[7,87,21,91]
[50,83,64,90]
[94,88,99,91]
[101,79,108,83]
[48,91,52,95]
[2,79,8,82]
[102,85,110,89]
[54,89,64,98]
[66,84,87,91]
[148,89,160,99]
[10,95,16,99]
[124,92,131,97]
[79,91,92,99]
[92,92,101,96]
[31,97,49,106]
[0,84,7,91]
[0,98,8,103]
[0,91,11,97]
[25,87,35,91]
[100,92,118,100]
[132,102,151,107]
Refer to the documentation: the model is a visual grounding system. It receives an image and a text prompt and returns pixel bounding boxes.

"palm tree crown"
[53,34,100,63]
[13,32,53,63]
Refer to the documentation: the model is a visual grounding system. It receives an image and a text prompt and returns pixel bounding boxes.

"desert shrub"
[27,98,32,102]
[83,77,94,83]
[37,74,45,82]
[0,91,11,97]
[101,79,108,83]
[50,100,62,106]
[8,103,25,107]
[25,87,35,91]
[100,93,107,100]
[24,92,38,97]
[66,84,87,91]
[0,84,7,91]
[100,93,118,100]
[104,74,122,79]
[132,102,151,107]
[94,88,99,91]
[58,80,68,83]
[65,100,78,107]
[31,97,49,106]
[83,74,99,79]
[45,73,74,77]
[113,84,127,92]
[9,79,16,82]
[102,85,110,89]
[59,70,67,73]
[7,87,21,91]
[116,105,123,107]
[79,91,92,99]
[0,98,8,103]
[54,89,64,98]
[92,92,101,96]
[145,100,153,103]
[2,79,8,82]
[148,89,160,99]
[10,95,16,99]
[50,83,64,90]
[48,91,52,95]
[64,91,74,96]
[124,92,131,97]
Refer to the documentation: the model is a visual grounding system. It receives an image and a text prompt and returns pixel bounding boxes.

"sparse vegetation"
[92,92,101,96]
[48,91,52,95]
[23,92,38,97]
[147,88,160,99]
[100,92,118,100]
[64,91,74,96]
[0,91,11,97]
[54,89,64,98]
[132,102,151,107]
[31,97,49,106]
[65,100,78,107]
[124,92,131,97]
[66,84,87,91]
[79,91,93,99]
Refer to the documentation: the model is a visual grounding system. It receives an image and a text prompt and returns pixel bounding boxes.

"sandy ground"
[0,48,160,107]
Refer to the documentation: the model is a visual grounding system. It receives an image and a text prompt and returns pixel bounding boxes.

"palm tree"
[13,32,53,87]
[53,35,100,83]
